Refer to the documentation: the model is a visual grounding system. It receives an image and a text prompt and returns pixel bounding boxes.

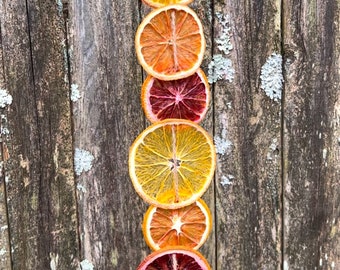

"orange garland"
[130,2,216,269]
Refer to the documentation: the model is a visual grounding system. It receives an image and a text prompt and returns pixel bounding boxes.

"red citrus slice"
[141,69,210,123]
[137,246,211,270]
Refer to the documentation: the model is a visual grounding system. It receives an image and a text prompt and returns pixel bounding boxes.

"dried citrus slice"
[129,119,216,209]
[135,5,206,81]
[137,246,211,270]
[141,69,210,123]
[142,0,194,9]
[142,199,212,250]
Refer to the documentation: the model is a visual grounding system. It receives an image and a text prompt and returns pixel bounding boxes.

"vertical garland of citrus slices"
[130,1,216,269]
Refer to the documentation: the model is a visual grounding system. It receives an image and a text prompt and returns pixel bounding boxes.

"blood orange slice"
[135,5,206,81]
[137,246,211,270]
[141,69,210,123]
[142,199,212,250]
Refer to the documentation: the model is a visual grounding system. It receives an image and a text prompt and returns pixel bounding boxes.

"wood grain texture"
[213,1,282,269]
[0,13,11,268]
[0,0,338,269]
[69,1,146,269]
[0,1,79,269]
[190,1,216,268]
[283,0,340,268]
[0,180,10,270]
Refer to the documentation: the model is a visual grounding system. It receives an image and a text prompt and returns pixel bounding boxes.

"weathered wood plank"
[190,1,216,268]
[283,0,340,268]
[69,0,146,269]
[0,3,38,268]
[0,137,11,269]
[213,1,282,268]
[0,182,10,270]
[0,170,10,270]
[0,16,12,269]
[0,0,79,268]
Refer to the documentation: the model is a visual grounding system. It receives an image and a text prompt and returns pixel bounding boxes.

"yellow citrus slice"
[141,69,210,123]
[135,5,206,81]
[142,199,212,250]
[129,119,216,209]
[137,246,211,270]
[142,0,194,9]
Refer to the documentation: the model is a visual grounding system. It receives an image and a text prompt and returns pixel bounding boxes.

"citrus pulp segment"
[135,5,206,81]
[141,69,210,123]
[137,246,211,270]
[142,199,212,250]
[129,119,216,209]
[142,0,194,9]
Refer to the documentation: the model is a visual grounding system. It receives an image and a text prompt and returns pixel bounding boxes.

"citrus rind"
[137,246,212,270]
[142,0,194,9]
[142,198,212,250]
[128,119,216,209]
[135,5,206,81]
[141,68,210,123]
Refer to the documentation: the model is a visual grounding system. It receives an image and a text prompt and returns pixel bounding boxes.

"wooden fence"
[0,0,339,269]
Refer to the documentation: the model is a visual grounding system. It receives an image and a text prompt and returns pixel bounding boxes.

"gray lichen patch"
[70,84,81,102]
[0,89,13,108]
[57,0,63,14]
[220,174,234,186]
[260,53,283,102]
[208,54,235,84]
[214,113,233,155]
[76,183,87,193]
[208,12,235,84]
[74,148,94,176]
[1,127,9,135]
[214,134,233,155]
[267,138,279,161]
[0,247,6,256]
[80,259,94,270]
[1,114,10,142]
[215,12,233,55]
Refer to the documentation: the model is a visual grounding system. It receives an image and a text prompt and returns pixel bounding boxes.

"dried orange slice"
[135,5,206,81]
[141,69,210,123]
[137,246,211,270]
[142,0,194,9]
[142,199,212,250]
[128,119,216,209]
